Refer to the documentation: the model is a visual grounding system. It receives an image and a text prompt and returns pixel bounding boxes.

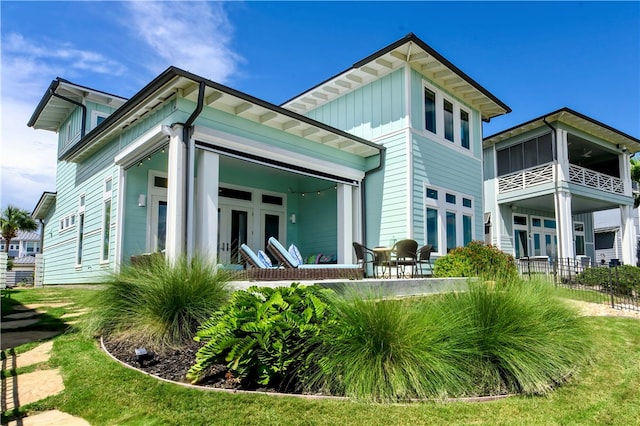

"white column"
[337,183,354,263]
[352,184,362,246]
[554,190,574,261]
[619,152,632,196]
[165,125,186,262]
[556,129,569,183]
[620,205,637,265]
[196,150,220,264]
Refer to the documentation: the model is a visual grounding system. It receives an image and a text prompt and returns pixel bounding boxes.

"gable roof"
[50,67,383,163]
[0,230,40,243]
[281,33,511,122]
[32,191,57,220]
[28,78,127,131]
[483,107,640,154]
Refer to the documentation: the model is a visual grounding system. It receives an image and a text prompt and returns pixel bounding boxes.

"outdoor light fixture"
[289,213,296,224]
[135,347,154,367]
[138,194,146,207]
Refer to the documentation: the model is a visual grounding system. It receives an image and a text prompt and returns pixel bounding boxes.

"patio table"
[372,247,394,278]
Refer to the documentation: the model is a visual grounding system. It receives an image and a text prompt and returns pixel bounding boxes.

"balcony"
[497,162,625,195]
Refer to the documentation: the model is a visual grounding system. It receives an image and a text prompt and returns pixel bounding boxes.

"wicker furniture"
[417,244,434,276]
[391,239,418,278]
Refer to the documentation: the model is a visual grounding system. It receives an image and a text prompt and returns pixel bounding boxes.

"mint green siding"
[305,69,406,140]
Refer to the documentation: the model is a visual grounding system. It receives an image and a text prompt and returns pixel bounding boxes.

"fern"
[186,283,337,389]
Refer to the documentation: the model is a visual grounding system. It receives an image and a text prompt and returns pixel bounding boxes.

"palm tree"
[1,205,38,254]
[631,157,640,209]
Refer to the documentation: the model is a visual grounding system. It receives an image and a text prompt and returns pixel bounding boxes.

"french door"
[218,204,252,264]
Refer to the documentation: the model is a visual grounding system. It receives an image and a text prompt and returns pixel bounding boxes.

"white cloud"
[124,1,241,82]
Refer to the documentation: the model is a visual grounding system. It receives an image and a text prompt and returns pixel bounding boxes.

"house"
[28,33,510,285]
[482,108,640,267]
[593,204,640,267]
[0,230,41,259]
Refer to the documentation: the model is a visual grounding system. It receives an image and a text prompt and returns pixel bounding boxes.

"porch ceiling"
[60,68,383,163]
[506,194,623,215]
[281,33,511,122]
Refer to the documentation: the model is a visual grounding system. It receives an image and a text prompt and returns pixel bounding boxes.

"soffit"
[66,69,382,163]
[29,80,127,132]
[281,34,511,122]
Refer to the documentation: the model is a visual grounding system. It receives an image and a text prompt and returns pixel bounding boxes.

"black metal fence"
[516,257,639,313]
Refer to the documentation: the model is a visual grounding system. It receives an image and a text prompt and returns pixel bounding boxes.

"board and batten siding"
[304,69,406,141]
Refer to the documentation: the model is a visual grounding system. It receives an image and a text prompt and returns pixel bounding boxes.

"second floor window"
[423,83,472,150]
[496,132,554,176]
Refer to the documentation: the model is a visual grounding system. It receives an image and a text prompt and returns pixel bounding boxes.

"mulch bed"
[101,336,244,390]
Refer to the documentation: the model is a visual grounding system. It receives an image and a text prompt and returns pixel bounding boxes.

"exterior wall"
[305,68,406,140]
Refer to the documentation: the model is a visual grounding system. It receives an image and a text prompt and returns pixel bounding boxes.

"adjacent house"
[0,230,41,259]
[483,108,640,267]
[28,33,511,285]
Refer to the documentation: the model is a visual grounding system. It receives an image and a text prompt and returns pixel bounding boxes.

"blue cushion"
[257,250,272,267]
[289,244,304,265]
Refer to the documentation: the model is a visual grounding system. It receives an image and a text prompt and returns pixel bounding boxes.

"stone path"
[1,296,90,425]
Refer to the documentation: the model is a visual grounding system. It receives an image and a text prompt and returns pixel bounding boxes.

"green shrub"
[83,254,231,349]
[577,265,640,296]
[187,284,336,390]
[302,293,476,401]
[434,241,517,280]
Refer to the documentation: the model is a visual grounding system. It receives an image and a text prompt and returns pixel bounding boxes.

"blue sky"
[1,1,639,211]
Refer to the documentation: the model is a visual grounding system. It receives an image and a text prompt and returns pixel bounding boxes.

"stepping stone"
[1,318,40,330]
[15,341,54,368]
[3,312,40,320]
[2,368,64,410]
[0,331,60,350]
[22,302,73,309]
[61,311,85,319]
[7,410,90,426]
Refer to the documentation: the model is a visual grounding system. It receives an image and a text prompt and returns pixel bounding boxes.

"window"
[59,213,76,232]
[91,111,109,130]
[423,82,473,149]
[424,88,436,133]
[443,100,454,142]
[595,232,615,250]
[26,242,35,253]
[77,194,85,265]
[496,132,554,176]
[460,110,470,149]
[101,178,113,262]
[574,222,585,256]
[425,185,474,254]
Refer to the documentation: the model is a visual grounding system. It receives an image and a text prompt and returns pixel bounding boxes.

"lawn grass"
[3,287,640,425]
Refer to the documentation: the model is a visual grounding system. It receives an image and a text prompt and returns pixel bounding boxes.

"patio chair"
[239,244,270,269]
[267,237,361,270]
[391,239,418,278]
[352,242,378,278]
[416,244,434,277]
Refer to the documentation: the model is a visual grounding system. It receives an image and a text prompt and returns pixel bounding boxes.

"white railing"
[568,164,625,194]
[498,163,554,193]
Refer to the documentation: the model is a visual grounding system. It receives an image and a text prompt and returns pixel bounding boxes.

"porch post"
[352,185,362,247]
[554,190,574,261]
[195,150,220,264]
[619,152,632,197]
[619,205,637,266]
[556,129,569,183]
[165,125,186,262]
[337,183,354,263]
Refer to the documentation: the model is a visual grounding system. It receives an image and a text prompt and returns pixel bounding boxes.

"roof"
[483,107,640,154]
[53,67,384,163]
[281,33,511,122]
[12,256,37,265]
[0,230,40,243]
[28,78,127,131]
[32,191,57,220]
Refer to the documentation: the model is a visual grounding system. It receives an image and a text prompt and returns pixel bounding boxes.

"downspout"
[50,90,87,138]
[361,147,386,246]
[180,81,206,259]
[38,219,45,254]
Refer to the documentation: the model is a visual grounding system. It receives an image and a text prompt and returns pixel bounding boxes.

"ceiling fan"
[581,149,592,158]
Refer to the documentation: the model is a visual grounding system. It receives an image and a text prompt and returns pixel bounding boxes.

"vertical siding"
[305,69,406,140]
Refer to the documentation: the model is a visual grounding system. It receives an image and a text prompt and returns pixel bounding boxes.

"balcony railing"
[568,164,625,194]
[497,162,626,195]
[498,163,554,193]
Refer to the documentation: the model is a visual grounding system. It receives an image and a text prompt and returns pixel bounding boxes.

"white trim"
[114,167,126,272]
[91,110,110,130]
[75,192,86,267]
[423,183,475,255]
[100,176,113,263]
[114,124,167,168]
[147,170,169,253]
[193,126,365,183]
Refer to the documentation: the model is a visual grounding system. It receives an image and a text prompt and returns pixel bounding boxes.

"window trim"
[91,111,109,129]
[422,80,474,151]
[76,193,86,267]
[101,177,113,263]
[424,183,475,255]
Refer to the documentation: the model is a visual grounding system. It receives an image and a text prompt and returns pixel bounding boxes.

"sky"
[1,1,639,212]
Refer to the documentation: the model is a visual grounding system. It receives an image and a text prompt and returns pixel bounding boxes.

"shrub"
[433,241,517,281]
[187,283,336,390]
[302,293,476,401]
[577,265,640,296]
[83,254,231,349]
